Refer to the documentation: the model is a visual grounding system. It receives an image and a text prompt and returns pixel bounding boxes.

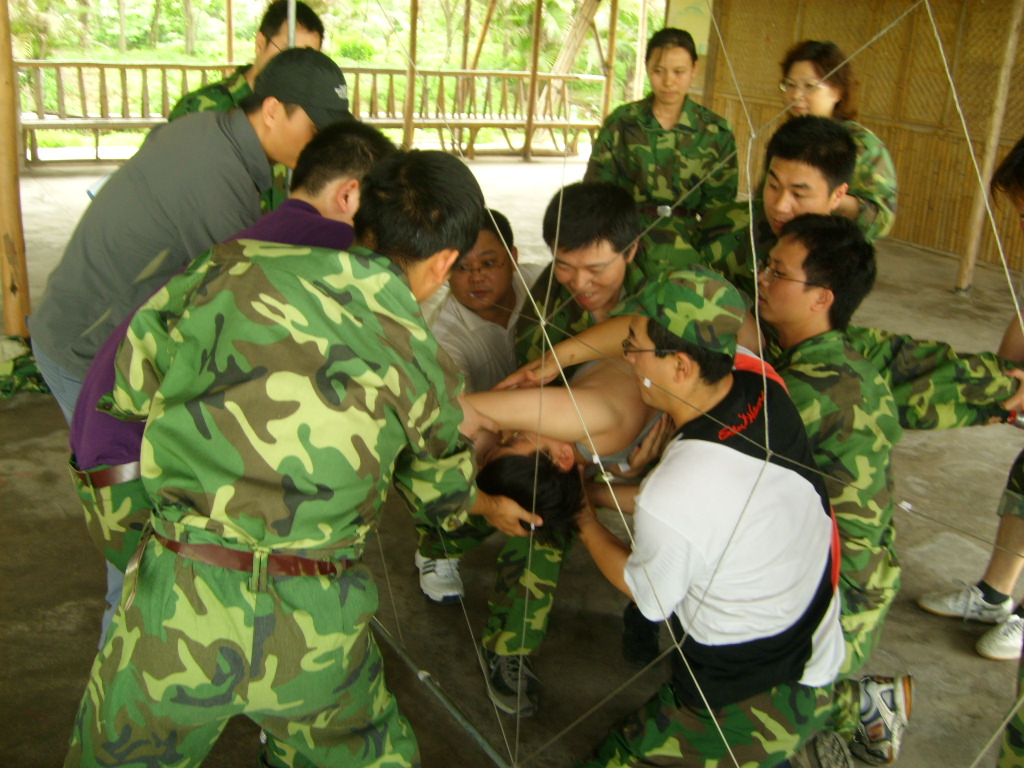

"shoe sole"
[916,601,1006,624]
[976,641,1023,661]
[422,592,462,605]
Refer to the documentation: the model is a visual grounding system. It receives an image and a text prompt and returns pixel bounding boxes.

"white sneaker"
[916,582,1012,623]
[414,551,464,603]
[850,675,913,765]
[976,614,1024,661]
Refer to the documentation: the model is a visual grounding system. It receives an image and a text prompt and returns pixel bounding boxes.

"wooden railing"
[16,60,606,161]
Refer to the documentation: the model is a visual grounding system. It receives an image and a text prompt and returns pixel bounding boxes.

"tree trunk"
[148,0,161,46]
[77,0,91,49]
[118,0,127,52]
[184,0,197,56]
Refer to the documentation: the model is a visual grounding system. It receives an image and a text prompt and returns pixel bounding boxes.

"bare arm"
[576,494,633,598]
[465,385,622,445]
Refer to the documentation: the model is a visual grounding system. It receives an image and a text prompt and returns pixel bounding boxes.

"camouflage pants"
[418,520,566,655]
[65,537,419,768]
[69,457,150,572]
[845,324,1016,429]
[572,679,832,768]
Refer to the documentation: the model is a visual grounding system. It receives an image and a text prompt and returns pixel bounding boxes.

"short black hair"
[647,318,733,383]
[646,28,698,64]
[542,182,640,254]
[354,150,484,266]
[476,453,582,547]
[765,116,856,192]
[992,135,1024,204]
[259,0,324,40]
[290,121,395,195]
[481,208,514,250]
[779,214,876,330]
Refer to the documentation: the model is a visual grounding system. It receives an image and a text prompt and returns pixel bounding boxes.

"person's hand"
[495,354,561,390]
[609,413,674,479]
[1001,368,1024,414]
[479,491,543,537]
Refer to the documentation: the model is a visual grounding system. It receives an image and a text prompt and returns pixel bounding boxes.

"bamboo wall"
[707,0,1024,274]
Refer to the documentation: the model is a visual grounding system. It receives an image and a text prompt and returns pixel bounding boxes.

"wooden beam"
[403,0,419,149]
[522,0,544,160]
[956,0,1024,292]
[469,0,498,71]
[0,0,30,336]
[226,0,234,62]
[631,0,648,100]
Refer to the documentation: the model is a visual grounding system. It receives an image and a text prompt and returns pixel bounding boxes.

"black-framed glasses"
[758,261,822,288]
[621,338,675,356]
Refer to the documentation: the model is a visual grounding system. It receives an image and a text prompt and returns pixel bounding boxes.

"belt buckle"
[656,204,672,218]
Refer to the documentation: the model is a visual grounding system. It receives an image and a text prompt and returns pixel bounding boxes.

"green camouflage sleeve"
[514,264,593,365]
[167,68,252,121]
[583,111,624,186]
[844,122,897,241]
[846,324,1015,429]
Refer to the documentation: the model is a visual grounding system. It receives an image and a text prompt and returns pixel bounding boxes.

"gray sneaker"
[916,583,1012,623]
[482,649,539,717]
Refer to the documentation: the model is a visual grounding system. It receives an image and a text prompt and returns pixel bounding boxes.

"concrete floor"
[3,157,1023,767]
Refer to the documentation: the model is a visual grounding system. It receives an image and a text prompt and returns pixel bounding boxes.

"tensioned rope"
[357,1,1023,765]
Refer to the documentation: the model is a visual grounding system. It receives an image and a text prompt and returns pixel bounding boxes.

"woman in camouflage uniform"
[584,28,738,271]
[779,40,898,242]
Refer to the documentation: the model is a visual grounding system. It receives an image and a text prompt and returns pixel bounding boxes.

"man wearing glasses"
[425,209,543,393]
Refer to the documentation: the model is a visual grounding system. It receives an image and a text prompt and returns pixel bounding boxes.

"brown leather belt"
[72,461,141,489]
[153,532,350,577]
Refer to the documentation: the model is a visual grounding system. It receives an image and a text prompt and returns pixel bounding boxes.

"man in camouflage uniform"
[63,149,536,767]
[416,182,648,716]
[757,214,908,764]
[573,267,844,767]
[699,116,1021,431]
[168,0,327,212]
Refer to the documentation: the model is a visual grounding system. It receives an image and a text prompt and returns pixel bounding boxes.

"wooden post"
[470,0,498,70]
[601,0,619,117]
[226,0,234,62]
[955,0,1024,293]
[403,0,419,149]
[0,0,30,336]
[522,0,544,160]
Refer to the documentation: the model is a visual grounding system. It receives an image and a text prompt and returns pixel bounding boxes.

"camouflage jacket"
[168,65,287,212]
[772,330,902,601]
[694,200,766,302]
[513,261,647,365]
[111,239,476,557]
[584,95,738,246]
[844,121,898,242]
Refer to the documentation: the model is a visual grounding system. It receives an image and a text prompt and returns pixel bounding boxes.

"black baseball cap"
[253,47,351,128]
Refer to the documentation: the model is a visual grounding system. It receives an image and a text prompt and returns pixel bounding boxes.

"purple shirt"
[70,201,355,468]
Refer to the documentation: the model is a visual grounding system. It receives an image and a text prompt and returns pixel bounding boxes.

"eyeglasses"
[779,79,825,95]
[758,261,822,287]
[621,338,675,356]
[453,257,507,274]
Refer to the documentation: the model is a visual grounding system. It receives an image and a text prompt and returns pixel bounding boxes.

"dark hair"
[647,318,733,383]
[259,0,325,40]
[290,121,395,195]
[781,40,857,122]
[240,94,302,116]
[645,28,698,65]
[779,214,876,330]
[476,453,582,547]
[354,150,484,266]
[992,135,1024,203]
[542,182,640,254]
[765,116,856,192]
[481,208,515,250]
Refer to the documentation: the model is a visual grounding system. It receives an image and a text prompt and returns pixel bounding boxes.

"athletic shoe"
[850,675,913,765]
[916,583,1013,623]
[482,648,539,717]
[784,730,854,768]
[414,551,463,603]
[621,602,660,668]
[976,614,1024,661]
